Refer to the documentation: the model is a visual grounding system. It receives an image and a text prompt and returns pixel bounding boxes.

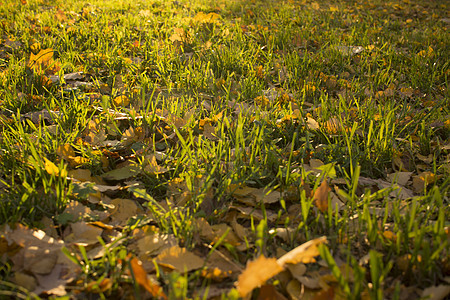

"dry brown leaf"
[203,123,218,140]
[144,155,168,175]
[24,245,58,274]
[68,169,93,182]
[297,275,320,289]
[155,245,204,272]
[230,205,278,222]
[285,280,302,300]
[137,233,177,256]
[286,263,307,280]
[257,284,288,300]
[205,250,242,279]
[421,284,450,300]
[277,236,327,266]
[109,198,140,226]
[387,172,412,186]
[65,221,103,245]
[102,164,141,181]
[210,223,242,247]
[309,158,324,169]
[253,188,282,204]
[412,171,436,193]
[130,257,167,299]
[312,181,331,213]
[13,272,37,292]
[236,255,284,298]
[34,263,73,296]
[312,286,336,300]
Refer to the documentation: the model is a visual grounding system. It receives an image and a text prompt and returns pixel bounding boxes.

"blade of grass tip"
[61,246,82,267]
[318,244,351,295]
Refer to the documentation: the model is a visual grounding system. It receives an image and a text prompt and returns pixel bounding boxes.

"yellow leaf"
[67,156,90,167]
[112,95,130,107]
[27,48,60,75]
[56,144,75,160]
[311,2,320,10]
[236,256,283,298]
[329,5,338,12]
[254,96,270,109]
[170,27,185,42]
[44,157,67,177]
[193,12,220,23]
[277,236,327,266]
[323,117,343,134]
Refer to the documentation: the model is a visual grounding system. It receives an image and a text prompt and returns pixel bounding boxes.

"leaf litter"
[0,0,449,299]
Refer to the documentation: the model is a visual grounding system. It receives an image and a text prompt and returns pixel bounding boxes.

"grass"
[0,0,449,299]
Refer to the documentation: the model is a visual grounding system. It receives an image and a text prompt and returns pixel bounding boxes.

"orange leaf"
[129,257,167,299]
[313,180,331,212]
[313,286,335,300]
[277,236,327,266]
[28,48,60,74]
[236,256,283,298]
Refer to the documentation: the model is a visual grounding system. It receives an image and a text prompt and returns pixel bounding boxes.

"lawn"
[0,0,449,299]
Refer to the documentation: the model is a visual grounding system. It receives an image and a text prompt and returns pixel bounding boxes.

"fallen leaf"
[312,181,331,213]
[236,255,283,298]
[277,236,327,266]
[68,169,93,182]
[137,233,177,256]
[28,48,60,74]
[306,116,319,130]
[387,172,412,186]
[155,245,204,272]
[130,257,167,299]
[309,159,324,169]
[56,144,75,160]
[65,221,103,245]
[286,263,307,280]
[285,280,302,300]
[102,164,141,181]
[13,272,37,292]
[412,171,436,193]
[421,284,450,300]
[257,284,288,300]
[109,198,140,226]
[34,263,73,296]
[44,157,67,177]
[193,12,220,23]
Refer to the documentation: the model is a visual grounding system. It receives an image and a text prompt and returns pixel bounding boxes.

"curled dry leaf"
[312,180,331,213]
[236,237,327,298]
[129,257,167,299]
[277,236,327,267]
